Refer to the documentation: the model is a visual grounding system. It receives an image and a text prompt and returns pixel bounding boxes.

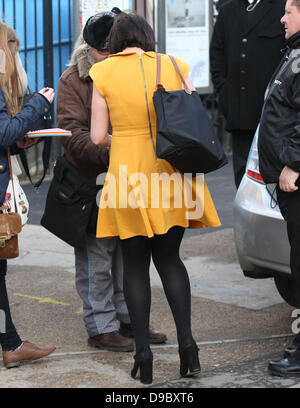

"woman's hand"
[16,137,40,149]
[39,87,55,104]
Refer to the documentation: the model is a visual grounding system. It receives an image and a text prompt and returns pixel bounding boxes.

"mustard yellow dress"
[90,51,221,240]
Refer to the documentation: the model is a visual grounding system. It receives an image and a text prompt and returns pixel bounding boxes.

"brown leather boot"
[88,331,134,352]
[119,322,168,344]
[2,341,56,368]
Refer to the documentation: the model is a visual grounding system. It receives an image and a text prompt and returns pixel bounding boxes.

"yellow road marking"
[76,306,83,315]
[14,293,71,306]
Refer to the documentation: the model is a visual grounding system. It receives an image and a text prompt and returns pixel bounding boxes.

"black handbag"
[40,155,101,247]
[0,149,22,260]
[140,53,228,174]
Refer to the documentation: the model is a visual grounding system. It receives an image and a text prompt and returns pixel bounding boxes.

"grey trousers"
[75,233,130,337]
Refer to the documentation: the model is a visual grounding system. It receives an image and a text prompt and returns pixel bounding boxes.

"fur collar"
[68,35,94,81]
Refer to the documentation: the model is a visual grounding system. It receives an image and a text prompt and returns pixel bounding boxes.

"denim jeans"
[0,260,22,351]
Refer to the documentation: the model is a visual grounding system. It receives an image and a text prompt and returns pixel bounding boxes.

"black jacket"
[258,31,300,184]
[210,0,285,131]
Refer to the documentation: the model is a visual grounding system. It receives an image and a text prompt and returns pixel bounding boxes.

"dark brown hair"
[108,12,155,54]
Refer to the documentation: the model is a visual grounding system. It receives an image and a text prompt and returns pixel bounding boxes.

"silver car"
[233,127,295,306]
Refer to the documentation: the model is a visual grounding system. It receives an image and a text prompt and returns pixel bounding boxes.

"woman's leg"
[119,236,152,354]
[151,226,193,348]
[0,260,22,351]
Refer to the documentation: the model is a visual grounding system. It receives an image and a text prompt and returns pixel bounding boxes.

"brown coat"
[56,60,109,180]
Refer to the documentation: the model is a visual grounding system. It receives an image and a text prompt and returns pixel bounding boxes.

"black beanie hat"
[83,7,122,51]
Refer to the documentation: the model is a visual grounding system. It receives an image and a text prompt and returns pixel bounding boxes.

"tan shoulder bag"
[0,149,22,260]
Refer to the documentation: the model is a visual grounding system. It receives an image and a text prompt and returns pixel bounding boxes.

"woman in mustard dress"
[90,12,221,384]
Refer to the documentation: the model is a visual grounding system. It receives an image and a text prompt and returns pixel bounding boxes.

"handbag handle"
[156,53,192,95]
[139,53,193,160]
[7,148,18,213]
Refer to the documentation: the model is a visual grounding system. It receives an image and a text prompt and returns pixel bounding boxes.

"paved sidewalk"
[0,225,298,388]
[10,225,284,309]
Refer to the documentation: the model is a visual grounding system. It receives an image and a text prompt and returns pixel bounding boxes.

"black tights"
[0,260,22,351]
[120,226,193,354]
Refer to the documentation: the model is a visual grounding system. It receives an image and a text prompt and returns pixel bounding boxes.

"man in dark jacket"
[210,0,285,188]
[56,10,167,351]
[258,0,300,377]
[217,0,232,9]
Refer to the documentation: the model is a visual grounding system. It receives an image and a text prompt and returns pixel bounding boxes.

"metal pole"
[157,0,166,53]
[2,0,5,22]
[43,0,54,170]
[43,0,53,89]
[58,0,62,76]
[72,0,81,45]
[13,0,16,29]
[23,0,27,72]
[34,0,38,90]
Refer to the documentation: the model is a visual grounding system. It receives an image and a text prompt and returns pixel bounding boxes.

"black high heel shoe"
[131,349,153,384]
[179,341,201,377]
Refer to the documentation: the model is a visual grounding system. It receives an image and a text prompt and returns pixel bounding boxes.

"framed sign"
[164,0,213,94]
[80,0,134,28]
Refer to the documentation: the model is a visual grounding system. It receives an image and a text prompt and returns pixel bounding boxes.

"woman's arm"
[0,88,52,148]
[90,83,110,147]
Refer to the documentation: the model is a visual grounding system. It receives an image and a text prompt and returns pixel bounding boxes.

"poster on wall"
[165,0,212,93]
[80,0,133,29]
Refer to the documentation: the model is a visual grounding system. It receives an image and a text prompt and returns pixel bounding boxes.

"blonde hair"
[0,22,23,116]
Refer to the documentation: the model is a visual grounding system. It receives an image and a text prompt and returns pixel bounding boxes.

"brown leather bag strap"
[156,53,161,88]
[169,55,192,95]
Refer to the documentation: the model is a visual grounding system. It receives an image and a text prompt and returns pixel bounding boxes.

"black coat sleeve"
[210,9,227,93]
[280,74,300,172]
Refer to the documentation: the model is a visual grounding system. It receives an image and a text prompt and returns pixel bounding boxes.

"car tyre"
[274,275,296,307]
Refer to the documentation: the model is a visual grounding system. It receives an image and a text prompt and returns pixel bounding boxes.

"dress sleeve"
[89,63,105,96]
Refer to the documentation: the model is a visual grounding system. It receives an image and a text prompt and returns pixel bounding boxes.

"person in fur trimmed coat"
[56,10,167,351]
